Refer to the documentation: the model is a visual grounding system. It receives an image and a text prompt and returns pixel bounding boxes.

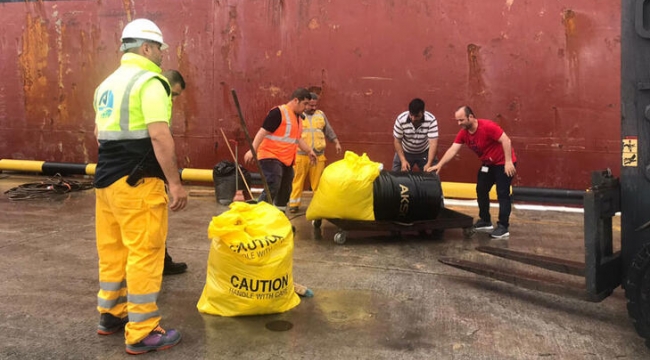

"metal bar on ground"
[438,257,589,301]
[475,246,585,276]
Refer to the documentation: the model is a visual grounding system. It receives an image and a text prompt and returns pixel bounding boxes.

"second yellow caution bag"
[306,151,382,221]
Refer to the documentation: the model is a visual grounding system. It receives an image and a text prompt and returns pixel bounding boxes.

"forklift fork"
[439,170,622,302]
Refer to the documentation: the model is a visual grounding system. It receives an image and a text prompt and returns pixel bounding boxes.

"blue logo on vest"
[98,90,114,118]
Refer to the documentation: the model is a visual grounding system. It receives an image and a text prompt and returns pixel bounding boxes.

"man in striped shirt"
[392,98,439,172]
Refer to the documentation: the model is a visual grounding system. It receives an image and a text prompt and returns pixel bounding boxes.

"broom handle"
[220,128,253,199]
[231,89,273,204]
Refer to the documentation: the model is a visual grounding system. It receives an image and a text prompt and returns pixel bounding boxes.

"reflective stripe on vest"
[264,106,299,144]
[97,70,151,140]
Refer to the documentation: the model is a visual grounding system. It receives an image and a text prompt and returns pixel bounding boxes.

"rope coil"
[4,174,94,201]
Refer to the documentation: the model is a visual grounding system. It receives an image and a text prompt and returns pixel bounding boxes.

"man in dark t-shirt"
[244,88,317,210]
[428,105,517,239]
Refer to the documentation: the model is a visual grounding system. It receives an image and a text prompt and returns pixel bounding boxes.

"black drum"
[373,171,443,222]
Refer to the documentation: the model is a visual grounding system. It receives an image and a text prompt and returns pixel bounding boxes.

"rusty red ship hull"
[0,0,620,189]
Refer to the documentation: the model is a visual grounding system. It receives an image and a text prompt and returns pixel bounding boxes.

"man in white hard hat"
[93,18,185,355]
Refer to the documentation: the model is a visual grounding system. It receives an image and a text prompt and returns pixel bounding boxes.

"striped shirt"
[393,111,438,154]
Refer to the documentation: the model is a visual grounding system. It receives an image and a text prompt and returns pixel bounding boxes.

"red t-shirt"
[453,119,517,165]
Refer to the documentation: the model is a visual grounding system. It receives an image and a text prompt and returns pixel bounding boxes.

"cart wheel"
[312,219,322,229]
[625,242,650,345]
[462,227,476,238]
[334,231,347,244]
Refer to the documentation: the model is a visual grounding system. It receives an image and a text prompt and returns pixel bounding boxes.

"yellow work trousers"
[95,176,168,345]
[290,153,326,208]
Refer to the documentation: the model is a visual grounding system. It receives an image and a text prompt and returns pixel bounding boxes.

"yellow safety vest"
[299,110,327,155]
[94,53,171,141]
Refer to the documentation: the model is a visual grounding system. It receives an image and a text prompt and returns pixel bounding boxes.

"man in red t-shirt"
[428,105,517,239]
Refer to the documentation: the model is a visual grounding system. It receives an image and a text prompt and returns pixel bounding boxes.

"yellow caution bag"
[306,151,381,221]
[197,201,301,316]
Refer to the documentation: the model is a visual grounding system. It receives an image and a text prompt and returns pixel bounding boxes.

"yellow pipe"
[0,159,45,172]
[179,168,213,183]
[442,181,505,201]
[0,159,497,200]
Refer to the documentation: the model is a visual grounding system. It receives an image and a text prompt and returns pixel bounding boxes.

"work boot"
[164,249,187,276]
[289,206,299,213]
[163,260,188,276]
[97,313,128,335]
[473,219,494,232]
[125,326,182,355]
[490,224,510,239]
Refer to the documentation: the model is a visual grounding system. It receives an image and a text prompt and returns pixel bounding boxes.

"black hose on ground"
[4,174,94,201]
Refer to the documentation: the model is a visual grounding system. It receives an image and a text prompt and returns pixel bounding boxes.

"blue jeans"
[258,159,294,207]
[392,151,431,172]
[476,163,515,228]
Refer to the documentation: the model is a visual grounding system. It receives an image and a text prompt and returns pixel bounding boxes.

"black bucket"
[212,161,252,205]
[373,171,443,222]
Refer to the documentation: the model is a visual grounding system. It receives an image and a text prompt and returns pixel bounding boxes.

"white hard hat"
[120,18,168,51]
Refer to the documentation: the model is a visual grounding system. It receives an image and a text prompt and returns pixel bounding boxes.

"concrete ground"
[0,174,648,360]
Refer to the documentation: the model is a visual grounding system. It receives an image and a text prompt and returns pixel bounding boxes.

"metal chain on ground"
[3,174,94,201]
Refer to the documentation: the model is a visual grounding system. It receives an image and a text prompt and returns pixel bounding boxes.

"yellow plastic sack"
[197,201,300,316]
[306,151,381,221]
